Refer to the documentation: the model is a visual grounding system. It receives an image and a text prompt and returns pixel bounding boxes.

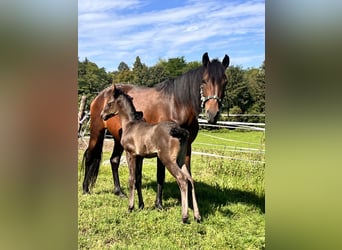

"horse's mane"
[155,66,204,114]
[114,88,145,121]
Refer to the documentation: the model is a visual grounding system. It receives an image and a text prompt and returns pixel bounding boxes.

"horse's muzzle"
[206,110,219,124]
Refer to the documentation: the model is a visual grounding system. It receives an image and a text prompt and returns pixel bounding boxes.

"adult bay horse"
[82,52,229,209]
[101,86,201,223]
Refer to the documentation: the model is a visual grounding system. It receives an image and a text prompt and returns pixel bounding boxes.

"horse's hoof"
[128,207,134,213]
[139,203,145,209]
[82,190,90,195]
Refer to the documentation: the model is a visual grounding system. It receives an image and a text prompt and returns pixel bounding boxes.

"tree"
[146,65,167,87]
[132,56,149,86]
[78,58,112,108]
[113,61,133,83]
[157,57,187,79]
[118,61,129,72]
[225,64,265,122]
[183,61,202,72]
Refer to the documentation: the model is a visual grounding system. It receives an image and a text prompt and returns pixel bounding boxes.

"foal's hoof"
[155,203,163,210]
[182,216,189,224]
[128,207,134,213]
[139,203,145,210]
[194,216,201,223]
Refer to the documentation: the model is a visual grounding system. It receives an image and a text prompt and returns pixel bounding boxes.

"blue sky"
[78,0,264,72]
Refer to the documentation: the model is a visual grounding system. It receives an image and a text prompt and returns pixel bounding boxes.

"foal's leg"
[135,156,144,209]
[126,152,136,212]
[181,165,201,222]
[155,158,165,210]
[110,140,126,197]
[165,161,189,223]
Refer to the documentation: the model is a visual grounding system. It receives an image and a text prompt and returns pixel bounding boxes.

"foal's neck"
[117,95,138,129]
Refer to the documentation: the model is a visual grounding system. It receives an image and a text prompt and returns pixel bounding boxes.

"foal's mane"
[114,88,137,118]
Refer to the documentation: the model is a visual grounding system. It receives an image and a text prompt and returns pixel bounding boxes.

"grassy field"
[78,129,265,249]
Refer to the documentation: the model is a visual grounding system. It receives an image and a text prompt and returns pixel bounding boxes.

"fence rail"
[198,118,265,131]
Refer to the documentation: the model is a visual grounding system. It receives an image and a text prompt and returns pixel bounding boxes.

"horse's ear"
[202,52,210,67]
[222,55,230,69]
[112,84,117,91]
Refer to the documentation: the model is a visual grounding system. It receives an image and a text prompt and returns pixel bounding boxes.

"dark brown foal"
[101,85,201,223]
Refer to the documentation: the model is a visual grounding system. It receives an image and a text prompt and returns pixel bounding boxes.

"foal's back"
[121,120,182,159]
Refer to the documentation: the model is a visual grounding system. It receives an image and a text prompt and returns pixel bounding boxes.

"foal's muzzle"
[101,112,114,121]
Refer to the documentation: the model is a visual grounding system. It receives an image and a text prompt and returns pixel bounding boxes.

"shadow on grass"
[145,180,265,218]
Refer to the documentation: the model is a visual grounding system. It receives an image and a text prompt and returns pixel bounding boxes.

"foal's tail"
[170,127,189,142]
[170,127,189,167]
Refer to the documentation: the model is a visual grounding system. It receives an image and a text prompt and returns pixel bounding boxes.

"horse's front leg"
[126,152,136,212]
[135,156,144,209]
[110,140,126,197]
[155,158,165,210]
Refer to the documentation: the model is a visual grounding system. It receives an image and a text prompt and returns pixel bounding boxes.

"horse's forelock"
[206,59,226,80]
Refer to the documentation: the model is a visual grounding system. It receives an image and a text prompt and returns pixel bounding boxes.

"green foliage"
[157,56,187,79]
[118,61,129,72]
[78,130,265,249]
[132,56,150,86]
[78,57,265,121]
[225,63,265,122]
[229,106,243,122]
[78,58,112,109]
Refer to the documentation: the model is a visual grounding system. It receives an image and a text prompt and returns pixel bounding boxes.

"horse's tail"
[81,129,105,193]
[81,92,108,193]
[170,127,189,167]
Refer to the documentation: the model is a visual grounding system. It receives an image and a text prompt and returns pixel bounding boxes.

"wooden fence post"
[78,95,87,132]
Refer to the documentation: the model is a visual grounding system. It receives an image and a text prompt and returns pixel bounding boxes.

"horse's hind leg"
[110,140,126,197]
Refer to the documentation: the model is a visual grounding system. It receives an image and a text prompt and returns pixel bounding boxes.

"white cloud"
[78,0,265,71]
[78,0,141,14]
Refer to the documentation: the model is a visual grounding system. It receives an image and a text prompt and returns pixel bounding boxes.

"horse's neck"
[174,67,203,115]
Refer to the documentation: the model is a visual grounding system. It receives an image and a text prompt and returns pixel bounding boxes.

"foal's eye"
[202,80,206,84]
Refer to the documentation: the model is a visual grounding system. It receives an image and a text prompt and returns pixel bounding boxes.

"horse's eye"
[202,80,206,84]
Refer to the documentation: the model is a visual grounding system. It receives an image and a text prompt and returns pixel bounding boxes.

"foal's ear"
[113,84,121,98]
[222,54,230,69]
[202,52,210,67]
[135,111,144,120]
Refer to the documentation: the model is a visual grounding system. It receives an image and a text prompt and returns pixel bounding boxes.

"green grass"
[78,129,265,249]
